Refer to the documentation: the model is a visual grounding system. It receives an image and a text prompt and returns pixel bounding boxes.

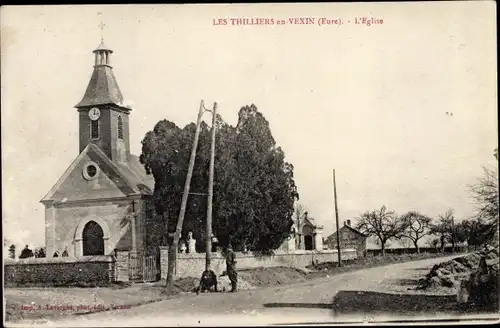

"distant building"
[277,212,324,252]
[325,220,368,257]
[296,212,324,251]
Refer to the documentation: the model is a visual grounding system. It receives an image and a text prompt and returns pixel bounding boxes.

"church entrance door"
[82,221,105,256]
[304,235,313,250]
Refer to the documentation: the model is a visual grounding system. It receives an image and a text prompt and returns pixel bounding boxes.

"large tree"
[355,205,403,255]
[140,120,211,247]
[140,104,298,254]
[397,211,432,253]
[216,104,298,251]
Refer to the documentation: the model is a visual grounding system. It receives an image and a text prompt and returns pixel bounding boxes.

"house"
[325,220,368,257]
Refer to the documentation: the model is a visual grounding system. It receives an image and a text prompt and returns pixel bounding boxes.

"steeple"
[75,31,132,163]
[93,39,113,67]
[74,36,125,109]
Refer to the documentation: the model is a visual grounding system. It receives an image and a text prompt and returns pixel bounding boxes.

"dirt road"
[7,255,498,326]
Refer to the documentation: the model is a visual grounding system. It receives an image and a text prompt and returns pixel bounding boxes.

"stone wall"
[4,256,115,287]
[159,247,358,279]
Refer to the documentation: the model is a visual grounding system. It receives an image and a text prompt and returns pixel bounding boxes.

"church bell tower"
[74,38,131,162]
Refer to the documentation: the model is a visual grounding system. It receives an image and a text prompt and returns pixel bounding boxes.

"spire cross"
[98,21,106,42]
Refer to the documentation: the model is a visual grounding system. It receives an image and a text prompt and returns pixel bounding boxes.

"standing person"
[225,244,238,292]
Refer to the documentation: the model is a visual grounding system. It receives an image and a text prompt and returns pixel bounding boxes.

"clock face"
[89,107,101,121]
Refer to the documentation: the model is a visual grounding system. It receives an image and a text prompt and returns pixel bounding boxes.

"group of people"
[198,244,238,294]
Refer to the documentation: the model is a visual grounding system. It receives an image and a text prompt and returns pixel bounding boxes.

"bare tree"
[426,238,440,252]
[293,202,306,249]
[399,237,413,254]
[397,211,432,253]
[430,209,456,252]
[356,205,403,255]
[469,148,499,246]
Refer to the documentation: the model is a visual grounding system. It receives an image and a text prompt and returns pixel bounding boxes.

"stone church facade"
[40,40,160,258]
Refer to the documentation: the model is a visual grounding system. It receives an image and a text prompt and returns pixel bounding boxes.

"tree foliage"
[8,244,16,259]
[456,219,494,248]
[355,205,404,255]
[397,211,432,253]
[140,104,299,252]
[430,209,457,251]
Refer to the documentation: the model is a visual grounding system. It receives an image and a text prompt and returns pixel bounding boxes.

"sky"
[1,3,497,253]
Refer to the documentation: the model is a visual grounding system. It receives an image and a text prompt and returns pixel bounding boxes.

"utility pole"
[129,199,139,281]
[131,199,137,252]
[333,169,342,267]
[166,100,204,293]
[205,102,217,271]
[451,215,455,252]
[297,211,301,250]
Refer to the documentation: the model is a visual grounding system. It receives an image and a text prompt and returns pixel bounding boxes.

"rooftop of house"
[325,219,368,239]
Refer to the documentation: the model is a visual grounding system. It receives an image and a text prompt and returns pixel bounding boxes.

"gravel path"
[7,255,498,327]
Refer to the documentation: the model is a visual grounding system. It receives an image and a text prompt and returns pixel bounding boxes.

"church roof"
[93,40,112,53]
[41,144,154,204]
[75,66,124,108]
[115,154,155,194]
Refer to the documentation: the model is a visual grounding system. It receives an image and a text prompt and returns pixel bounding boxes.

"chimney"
[343,221,347,227]
[346,219,351,227]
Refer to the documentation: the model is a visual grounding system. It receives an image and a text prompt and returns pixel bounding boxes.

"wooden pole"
[205,102,217,271]
[333,169,342,267]
[131,199,137,251]
[451,215,455,252]
[166,100,204,292]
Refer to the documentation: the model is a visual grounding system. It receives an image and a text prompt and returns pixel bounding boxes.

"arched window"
[91,120,99,139]
[117,116,123,140]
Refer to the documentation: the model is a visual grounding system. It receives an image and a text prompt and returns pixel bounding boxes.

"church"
[40,39,159,258]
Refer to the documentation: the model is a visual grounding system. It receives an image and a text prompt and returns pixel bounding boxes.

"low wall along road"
[159,248,358,279]
[4,256,115,287]
[4,248,358,286]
